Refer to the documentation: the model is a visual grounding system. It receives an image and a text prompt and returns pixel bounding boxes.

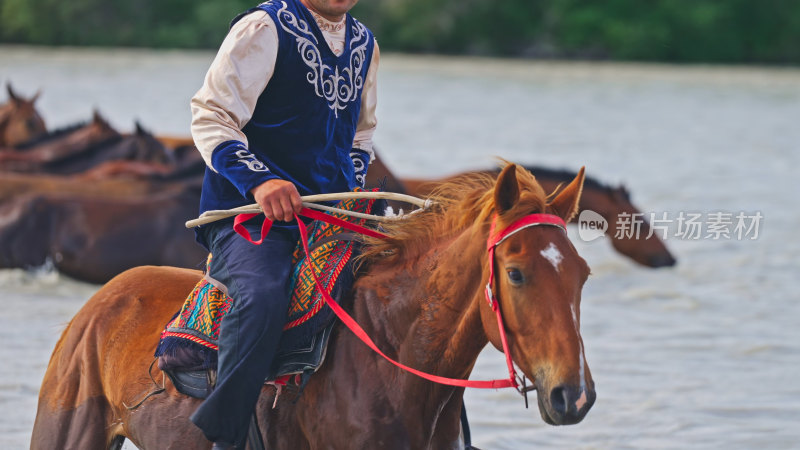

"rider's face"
[301,0,359,21]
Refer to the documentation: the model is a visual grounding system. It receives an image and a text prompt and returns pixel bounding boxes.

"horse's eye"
[506,268,524,285]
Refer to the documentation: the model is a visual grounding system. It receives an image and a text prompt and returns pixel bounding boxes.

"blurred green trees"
[1,0,798,64]
[0,0,252,48]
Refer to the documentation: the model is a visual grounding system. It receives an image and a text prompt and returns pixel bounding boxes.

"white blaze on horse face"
[570,303,588,410]
[540,242,563,272]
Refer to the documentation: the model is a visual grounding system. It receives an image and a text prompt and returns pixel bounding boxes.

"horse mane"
[14,121,91,149]
[523,165,614,193]
[362,164,548,265]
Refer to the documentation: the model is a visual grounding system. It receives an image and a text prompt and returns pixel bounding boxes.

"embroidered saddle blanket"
[154,190,380,397]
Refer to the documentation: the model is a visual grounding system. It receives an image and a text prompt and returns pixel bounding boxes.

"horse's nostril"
[549,385,569,416]
[648,253,677,268]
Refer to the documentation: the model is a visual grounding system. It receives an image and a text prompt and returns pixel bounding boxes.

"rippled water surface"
[2,46,799,449]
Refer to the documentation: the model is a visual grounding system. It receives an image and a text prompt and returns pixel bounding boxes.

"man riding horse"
[189,0,378,447]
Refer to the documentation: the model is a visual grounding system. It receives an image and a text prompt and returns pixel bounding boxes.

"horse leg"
[126,382,286,449]
[31,394,118,449]
[120,383,210,449]
[250,385,305,450]
[429,391,468,450]
[31,326,121,450]
[32,266,206,449]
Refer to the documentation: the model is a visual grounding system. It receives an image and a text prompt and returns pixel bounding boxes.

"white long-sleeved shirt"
[191,9,379,172]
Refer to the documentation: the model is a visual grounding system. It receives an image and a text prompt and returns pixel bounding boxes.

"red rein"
[234,209,565,390]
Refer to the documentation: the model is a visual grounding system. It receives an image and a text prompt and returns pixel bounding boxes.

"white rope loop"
[184,191,433,228]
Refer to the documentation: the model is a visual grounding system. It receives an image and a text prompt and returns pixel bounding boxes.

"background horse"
[0,169,178,204]
[0,183,205,283]
[0,111,120,172]
[366,155,676,268]
[0,117,171,174]
[0,83,47,147]
[31,164,595,449]
[0,134,203,283]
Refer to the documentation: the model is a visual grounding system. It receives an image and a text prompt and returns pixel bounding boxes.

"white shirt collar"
[310,10,346,33]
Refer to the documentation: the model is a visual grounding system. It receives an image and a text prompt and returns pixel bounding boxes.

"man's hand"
[251,179,303,223]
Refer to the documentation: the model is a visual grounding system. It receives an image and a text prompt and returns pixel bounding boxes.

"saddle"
[154,190,382,398]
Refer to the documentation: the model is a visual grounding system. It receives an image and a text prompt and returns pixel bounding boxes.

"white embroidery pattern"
[235,149,270,172]
[275,1,369,117]
[350,150,367,186]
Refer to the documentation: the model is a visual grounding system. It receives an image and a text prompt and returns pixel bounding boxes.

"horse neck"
[0,104,12,143]
[0,102,12,121]
[352,225,490,426]
[418,229,490,377]
[35,127,121,170]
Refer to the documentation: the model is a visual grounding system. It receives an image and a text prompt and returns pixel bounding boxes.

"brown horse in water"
[0,183,206,283]
[0,115,172,174]
[366,156,676,268]
[32,164,595,449]
[0,84,47,147]
[0,144,204,283]
[0,111,119,169]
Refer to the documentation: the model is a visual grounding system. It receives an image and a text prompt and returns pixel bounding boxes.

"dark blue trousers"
[190,219,298,446]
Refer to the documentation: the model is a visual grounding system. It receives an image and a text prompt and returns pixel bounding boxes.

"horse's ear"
[31,89,41,104]
[494,164,520,214]
[610,184,630,203]
[7,83,20,103]
[135,120,145,135]
[547,166,585,222]
[93,109,110,128]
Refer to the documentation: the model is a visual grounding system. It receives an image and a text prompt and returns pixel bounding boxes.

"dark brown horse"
[32,164,595,449]
[0,116,172,174]
[0,145,203,284]
[0,183,205,283]
[0,170,178,205]
[62,121,173,175]
[0,111,120,170]
[0,83,47,147]
[77,142,206,184]
[366,156,676,268]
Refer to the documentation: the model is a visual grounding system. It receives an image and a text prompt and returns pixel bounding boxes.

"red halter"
[483,213,567,392]
[234,209,566,392]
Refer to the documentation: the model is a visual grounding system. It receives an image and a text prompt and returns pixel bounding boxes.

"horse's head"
[0,192,52,269]
[87,110,119,139]
[107,121,172,165]
[481,164,595,425]
[1,83,47,147]
[602,185,676,267]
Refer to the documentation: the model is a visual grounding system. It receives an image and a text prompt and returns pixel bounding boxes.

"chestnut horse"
[0,83,47,147]
[32,164,595,449]
[366,156,676,268]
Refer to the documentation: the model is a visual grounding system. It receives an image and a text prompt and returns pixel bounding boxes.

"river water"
[2,46,799,449]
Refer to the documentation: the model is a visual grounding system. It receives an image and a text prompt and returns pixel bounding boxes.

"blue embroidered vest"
[198,0,375,235]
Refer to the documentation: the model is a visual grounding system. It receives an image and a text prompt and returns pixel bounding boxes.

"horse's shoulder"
[61,266,202,343]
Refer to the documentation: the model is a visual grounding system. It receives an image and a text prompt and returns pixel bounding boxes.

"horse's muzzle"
[540,383,596,426]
